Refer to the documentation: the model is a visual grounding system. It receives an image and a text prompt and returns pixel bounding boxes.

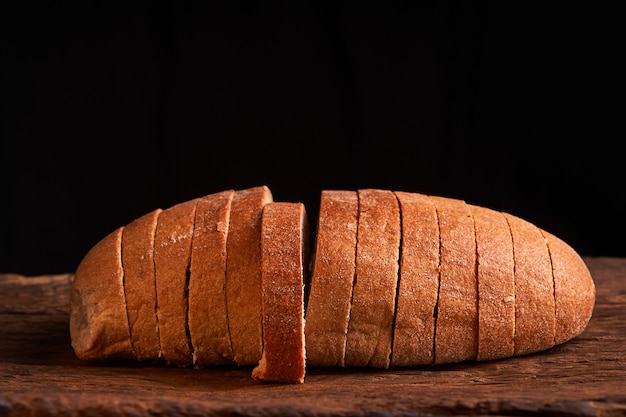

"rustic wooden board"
[1,257,625,416]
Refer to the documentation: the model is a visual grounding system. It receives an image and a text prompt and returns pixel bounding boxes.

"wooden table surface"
[1,256,625,417]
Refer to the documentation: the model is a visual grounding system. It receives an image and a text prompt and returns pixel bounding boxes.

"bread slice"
[429,195,478,365]
[469,204,515,361]
[70,227,135,361]
[225,185,273,366]
[345,189,401,368]
[154,198,198,366]
[504,213,555,356]
[122,208,162,362]
[252,202,309,384]
[391,191,439,367]
[304,190,358,367]
[541,230,595,345]
[188,190,235,366]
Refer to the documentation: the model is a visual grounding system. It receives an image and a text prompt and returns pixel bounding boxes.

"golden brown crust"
[70,227,134,361]
[542,230,595,345]
[122,209,162,362]
[429,196,478,365]
[391,191,439,366]
[345,189,401,368]
[69,184,597,375]
[225,185,273,366]
[252,202,308,384]
[304,190,358,367]
[504,213,555,356]
[154,198,198,366]
[470,204,515,361]
[188,190,235,366]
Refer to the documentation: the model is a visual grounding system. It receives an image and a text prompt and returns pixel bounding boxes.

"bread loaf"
[69,185,596,383]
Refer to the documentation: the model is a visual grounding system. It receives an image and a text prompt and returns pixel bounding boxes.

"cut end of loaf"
[543,230,596,345]
[70,227,135,361]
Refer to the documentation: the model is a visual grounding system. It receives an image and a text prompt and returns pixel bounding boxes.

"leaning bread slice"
[504,213,555,356]
[541,230,595,345]
[345,189,401,368]
[70,227,135,361]
[122,209,162,362]
[429,195,478,365]
[305,190,358,367]
[154,198,198,366]
[391,191,439,367]
[188,190,235,366]
[225,185,274,366]
[252,202,309,384]
[469,204,515,361]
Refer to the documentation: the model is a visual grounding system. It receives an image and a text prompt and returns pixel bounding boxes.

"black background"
[2,2,622,276]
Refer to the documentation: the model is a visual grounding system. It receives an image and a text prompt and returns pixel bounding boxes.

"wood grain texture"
[1,257,625,417]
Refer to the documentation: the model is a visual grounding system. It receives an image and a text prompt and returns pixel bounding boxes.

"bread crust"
[70,227,134,361]
[252,202,308,383]
[122,209,162,362]
[470,204,515,361]
[542,230,595,345]
[69,185,597,376]
[430,196,478,365]
[345,189,401,368]
[188,190,235,366]
[305,190,358,367]
[504,213,555,356]
[154,198,198,366]
[225,185,273,366]
[391,191,439,366]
